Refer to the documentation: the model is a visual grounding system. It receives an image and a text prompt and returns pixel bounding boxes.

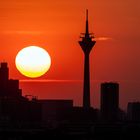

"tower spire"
[86,9,89,36]
[79,10,96,109]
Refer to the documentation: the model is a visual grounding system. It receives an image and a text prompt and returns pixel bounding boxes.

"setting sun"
[15,46,51,78]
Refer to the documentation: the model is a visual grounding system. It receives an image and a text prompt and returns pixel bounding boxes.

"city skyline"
[1,61,140,139]
[0,0,140,110]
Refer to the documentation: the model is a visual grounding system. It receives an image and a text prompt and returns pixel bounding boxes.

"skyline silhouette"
[0,62,140,139]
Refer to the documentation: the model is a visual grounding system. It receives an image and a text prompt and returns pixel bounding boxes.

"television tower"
[79,10,96,109]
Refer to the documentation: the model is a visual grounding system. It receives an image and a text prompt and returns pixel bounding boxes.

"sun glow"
[15,46,51,78]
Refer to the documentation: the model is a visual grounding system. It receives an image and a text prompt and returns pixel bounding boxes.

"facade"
[39,100,73,123]
[0,63,22,97]
[100,82,119,121]
[127,102,140,121]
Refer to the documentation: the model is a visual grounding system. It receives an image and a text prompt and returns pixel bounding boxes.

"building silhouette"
[0,62,75,125]
[39,99,73,125]
[0,62,22,97]
[79,10,96,109]
[127,102,140,122]
[0,62,41,123]
[100,82,119,121]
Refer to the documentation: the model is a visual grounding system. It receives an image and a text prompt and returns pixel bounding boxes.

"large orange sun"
[15,46,51,78]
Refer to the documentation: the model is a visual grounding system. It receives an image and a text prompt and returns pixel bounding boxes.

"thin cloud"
[20,79,112,83]
[2,30,43,35]
[93,37,113,41]
[20,79,83,83]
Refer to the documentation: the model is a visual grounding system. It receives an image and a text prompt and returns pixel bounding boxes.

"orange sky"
[0,0,140,109]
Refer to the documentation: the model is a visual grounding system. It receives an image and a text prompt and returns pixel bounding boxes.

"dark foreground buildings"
[0,62,75,126]
[0,62,41,123]
[127,102,140,122]
[0,62,140,139]
[100,82,119,121]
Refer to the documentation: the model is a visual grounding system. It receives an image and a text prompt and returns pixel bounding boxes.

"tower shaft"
[83,53,90,108]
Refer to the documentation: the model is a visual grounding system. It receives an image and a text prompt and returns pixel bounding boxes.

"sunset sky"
[0,0,140,110]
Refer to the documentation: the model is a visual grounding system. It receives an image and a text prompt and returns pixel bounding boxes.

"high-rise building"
[127,102,140,121]
[0,62,9,91]
[0,62,22,97]
[79,10,96,109]
[100,82,119,121]
[0,62,41,123]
